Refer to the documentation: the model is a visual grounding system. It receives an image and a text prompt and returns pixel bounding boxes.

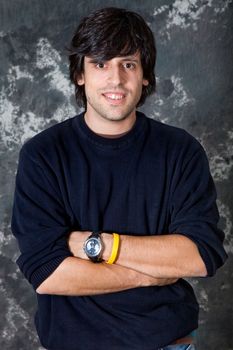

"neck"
[84,112,137,137]
[95,131,129,139]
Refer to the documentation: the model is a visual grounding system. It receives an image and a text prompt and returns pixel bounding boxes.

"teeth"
[104,94,124,100]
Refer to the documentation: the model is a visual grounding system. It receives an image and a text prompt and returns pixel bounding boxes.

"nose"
[108,65,124,86]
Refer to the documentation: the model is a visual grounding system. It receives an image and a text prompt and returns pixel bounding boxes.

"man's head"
[69,7,156,109]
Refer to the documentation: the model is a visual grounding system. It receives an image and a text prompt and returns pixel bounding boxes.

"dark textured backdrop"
[0,1,232,349]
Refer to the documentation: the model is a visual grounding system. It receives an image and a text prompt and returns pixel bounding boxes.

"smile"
[103,93,125,100]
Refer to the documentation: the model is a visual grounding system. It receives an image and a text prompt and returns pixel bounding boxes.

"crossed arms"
[13,145,226,298]
[36,231,207,296]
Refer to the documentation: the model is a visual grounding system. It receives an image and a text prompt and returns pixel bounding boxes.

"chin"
[108,115,128,121]
[106,110,135,122]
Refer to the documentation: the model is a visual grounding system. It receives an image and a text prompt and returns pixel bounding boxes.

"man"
[12,7,227,350]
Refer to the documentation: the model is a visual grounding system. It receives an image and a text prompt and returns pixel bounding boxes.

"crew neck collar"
[75,111,146,150]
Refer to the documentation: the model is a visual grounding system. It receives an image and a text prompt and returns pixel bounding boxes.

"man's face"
[77,52,149,123]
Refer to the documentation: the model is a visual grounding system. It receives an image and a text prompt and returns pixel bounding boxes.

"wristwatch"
[83,231,103,262]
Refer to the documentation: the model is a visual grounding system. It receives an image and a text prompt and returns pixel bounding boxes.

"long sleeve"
[11,145,73,290]
[9,113,229,349]
[169,139,228,276]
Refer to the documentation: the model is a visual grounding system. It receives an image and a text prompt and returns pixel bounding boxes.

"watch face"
[85,238,101,257]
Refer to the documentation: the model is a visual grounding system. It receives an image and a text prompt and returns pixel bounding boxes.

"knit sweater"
[11,112,227,350]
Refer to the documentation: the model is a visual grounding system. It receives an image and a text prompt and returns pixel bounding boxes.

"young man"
[11,7,227,350]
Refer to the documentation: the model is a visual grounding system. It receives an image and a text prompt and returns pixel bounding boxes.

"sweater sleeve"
[11,145,73,290]
[168,140,228,277]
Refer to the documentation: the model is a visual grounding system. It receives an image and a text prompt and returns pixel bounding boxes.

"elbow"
[198,262,208,277]
[182,254,209,278]
[36,281,49,294]
[35,257,72,295]
[185,254,208,278]
[36,287,43,294]
[194,254,208,277]
[36,275,56,294]
[184,261,207,278]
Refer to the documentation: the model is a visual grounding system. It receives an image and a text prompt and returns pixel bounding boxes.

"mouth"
[102,92,126,105]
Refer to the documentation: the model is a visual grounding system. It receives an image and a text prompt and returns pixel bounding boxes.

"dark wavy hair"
[68,7,156,108]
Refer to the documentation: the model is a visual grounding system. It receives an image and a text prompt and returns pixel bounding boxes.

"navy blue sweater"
[11,112,227,350]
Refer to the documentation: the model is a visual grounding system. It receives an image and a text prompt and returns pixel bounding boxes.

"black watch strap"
[90,231,102,238]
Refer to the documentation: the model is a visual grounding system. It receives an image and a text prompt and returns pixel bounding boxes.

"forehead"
[85,51,142,63]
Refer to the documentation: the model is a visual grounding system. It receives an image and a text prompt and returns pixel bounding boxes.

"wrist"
[102,233,114,261]
[68,231,91,259]
[103,232,120,264]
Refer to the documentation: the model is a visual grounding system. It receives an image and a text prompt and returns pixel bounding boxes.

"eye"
[123,62,136,70]
[96,62,106,69]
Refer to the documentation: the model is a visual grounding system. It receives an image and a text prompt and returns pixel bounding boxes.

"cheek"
[85,74,104,89]
[130,72,145,87]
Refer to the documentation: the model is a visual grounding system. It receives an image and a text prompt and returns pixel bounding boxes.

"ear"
[142,78,149,86]
[77,73,85,86]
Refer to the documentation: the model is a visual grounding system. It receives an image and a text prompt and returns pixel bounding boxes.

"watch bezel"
[83,231,103,262]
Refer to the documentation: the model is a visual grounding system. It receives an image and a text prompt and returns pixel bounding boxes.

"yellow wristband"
[106,233,120,264]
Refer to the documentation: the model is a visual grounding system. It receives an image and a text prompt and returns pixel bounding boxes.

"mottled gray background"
[0,0,232,349]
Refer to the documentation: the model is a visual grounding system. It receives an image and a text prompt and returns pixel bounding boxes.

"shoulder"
[20,115,79,161]
[141,113,203,153]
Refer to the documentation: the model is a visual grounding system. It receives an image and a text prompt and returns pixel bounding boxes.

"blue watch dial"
[86,238,101,257]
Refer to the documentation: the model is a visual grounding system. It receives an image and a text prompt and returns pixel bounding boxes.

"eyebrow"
[120,57,139,63]
[86,56,140,64]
